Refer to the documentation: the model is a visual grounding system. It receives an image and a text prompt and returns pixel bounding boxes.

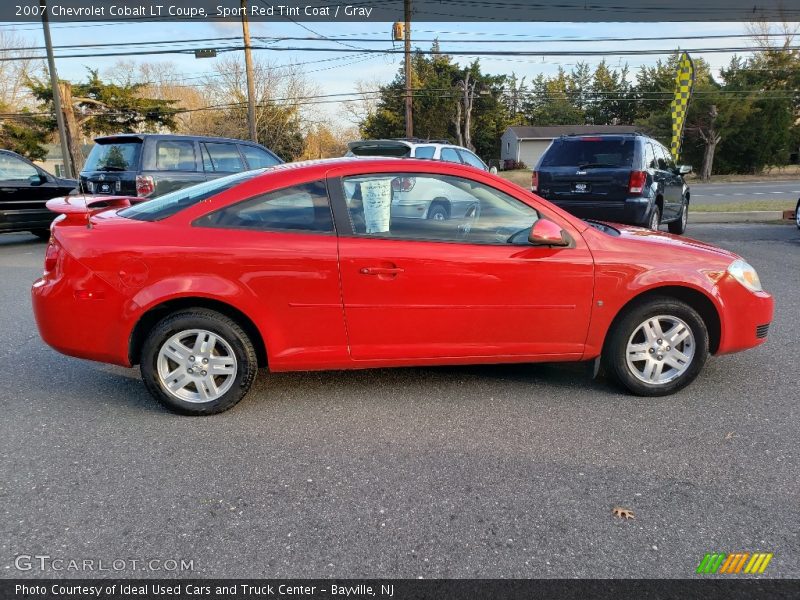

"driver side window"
[0,153,39,182]
[341,174,539,245]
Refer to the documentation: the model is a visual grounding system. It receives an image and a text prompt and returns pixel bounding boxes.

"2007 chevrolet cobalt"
[32,158,773,414]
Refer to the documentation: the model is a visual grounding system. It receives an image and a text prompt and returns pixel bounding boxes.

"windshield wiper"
[97,165,126,171]
[577,162,618,169]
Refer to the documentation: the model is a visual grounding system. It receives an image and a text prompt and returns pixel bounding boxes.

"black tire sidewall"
[140,309,257,415]
[648,206,661,230]
[668,200,688,235]
[605,298,709,396]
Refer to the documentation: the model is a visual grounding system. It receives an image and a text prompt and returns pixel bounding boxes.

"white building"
[500,125,639,169]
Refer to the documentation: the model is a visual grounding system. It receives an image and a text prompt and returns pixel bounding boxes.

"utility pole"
[240,0,258,143]
[403,0,413,138]
[40,0,73,178]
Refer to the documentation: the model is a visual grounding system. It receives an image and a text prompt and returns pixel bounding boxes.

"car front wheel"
[140,309,258,415]
[795,198,800,229]
[668,199,688,235]
[604,297,709,396]
[648,206,661,230]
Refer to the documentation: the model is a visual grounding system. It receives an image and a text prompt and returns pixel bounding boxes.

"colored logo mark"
[696,552,773,574]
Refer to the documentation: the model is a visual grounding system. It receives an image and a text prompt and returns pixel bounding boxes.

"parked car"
[33,158,772,415]
[347,139,495,220]
[532,133,691,233]
[79,133,283,199]
[0,149,77,239]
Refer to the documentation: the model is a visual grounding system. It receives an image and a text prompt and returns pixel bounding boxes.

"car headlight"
[727,259,762,292]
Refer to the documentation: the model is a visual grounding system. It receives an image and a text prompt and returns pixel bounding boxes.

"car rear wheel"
[603,297,708,396]
[668,199,688,235]
[427,201,449,221]
[648,206,661,230]
[140,309,258,415]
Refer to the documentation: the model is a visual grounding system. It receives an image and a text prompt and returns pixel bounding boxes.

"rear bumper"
[546,197,652,226]
[31,250,133,367]
[716,278,774,355]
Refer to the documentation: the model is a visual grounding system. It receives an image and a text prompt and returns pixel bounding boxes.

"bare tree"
[0,29,44,111]
[342,79,381,126]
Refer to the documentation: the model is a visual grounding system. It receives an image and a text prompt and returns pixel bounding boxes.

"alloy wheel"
[625,315,695,385]
[156,329,238,403]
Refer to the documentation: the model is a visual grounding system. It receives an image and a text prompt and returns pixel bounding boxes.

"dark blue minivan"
[532,133,692,234]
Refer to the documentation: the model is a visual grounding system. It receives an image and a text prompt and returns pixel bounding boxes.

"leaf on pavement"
[612,506,635,520]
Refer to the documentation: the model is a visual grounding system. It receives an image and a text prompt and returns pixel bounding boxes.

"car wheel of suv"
[795,198,800,229]
[427,201,449,221]
[140,309,258,415]
[648,206,661,230]
[603,297,708,396]
[668,199,688,235]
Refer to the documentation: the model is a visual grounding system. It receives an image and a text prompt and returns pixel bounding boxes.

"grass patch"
[691,200,795,212]
[498,169,531,188]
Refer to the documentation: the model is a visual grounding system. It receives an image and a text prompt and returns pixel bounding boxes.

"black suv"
[79,134,282,199]
[532,133,691,233]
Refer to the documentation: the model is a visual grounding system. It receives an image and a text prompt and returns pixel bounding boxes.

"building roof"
[506,125,639,140]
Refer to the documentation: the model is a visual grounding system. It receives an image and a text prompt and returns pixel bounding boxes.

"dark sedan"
[0,150,77,239]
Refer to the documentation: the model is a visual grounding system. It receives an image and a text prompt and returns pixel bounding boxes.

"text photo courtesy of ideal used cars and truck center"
[1,0,799,598]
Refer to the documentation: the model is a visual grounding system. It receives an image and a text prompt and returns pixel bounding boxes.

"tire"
[140,309,258,415]
[668,199,688,235]
[31,229,51,241]
[603,297,709,396]
[647,205,661,230]
[427,202,449,221]
[795,198,800,230]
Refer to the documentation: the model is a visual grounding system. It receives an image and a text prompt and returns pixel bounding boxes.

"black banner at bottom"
[3,579,799,600]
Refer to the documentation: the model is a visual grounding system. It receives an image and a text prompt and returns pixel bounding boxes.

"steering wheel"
[506,226,532,244]
[459,203,481,239]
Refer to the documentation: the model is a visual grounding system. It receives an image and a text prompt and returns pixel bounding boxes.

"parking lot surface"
[1,223,798,578]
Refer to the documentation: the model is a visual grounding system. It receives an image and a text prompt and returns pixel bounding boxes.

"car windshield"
[83,141,142,172]
[118,169,265,221]
[541,138,635,168]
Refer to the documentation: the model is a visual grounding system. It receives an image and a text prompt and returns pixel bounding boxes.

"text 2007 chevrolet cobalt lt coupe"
[32,158,773,414]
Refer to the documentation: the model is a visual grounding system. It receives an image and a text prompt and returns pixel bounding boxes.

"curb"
[691,211,787,223]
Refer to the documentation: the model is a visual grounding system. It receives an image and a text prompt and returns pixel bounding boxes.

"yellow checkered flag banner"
[670,52,695,162]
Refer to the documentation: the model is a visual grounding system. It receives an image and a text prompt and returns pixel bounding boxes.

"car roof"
[93,133,266,145]
[348,139,468,150]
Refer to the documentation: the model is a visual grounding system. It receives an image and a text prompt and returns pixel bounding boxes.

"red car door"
[331,171,595,362]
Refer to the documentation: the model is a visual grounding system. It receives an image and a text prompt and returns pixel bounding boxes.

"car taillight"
[136,175,155,197]
[44,241,59,274]
[628,170,646,195]
[531,171,539,192]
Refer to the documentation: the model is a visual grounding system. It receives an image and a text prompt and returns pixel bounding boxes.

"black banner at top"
[3,0,800,22]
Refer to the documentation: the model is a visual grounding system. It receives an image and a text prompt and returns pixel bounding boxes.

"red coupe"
[32,158,773,414]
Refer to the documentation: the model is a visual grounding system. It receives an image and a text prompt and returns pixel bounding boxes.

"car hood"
[605,222,740,262]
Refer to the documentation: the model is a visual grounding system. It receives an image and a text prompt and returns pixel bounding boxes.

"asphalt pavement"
[690,180,800,205]
[1,224,798,579]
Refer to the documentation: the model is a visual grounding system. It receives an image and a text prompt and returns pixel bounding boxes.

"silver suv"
[346,139,496,221]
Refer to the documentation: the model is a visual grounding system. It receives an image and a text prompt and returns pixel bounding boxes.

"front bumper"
[715,277,774,355]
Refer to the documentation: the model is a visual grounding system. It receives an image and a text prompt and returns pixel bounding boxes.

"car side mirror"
[678,165,692,175]
[29,173,47,186]
[529,219,569,246]
[489,166,498,175]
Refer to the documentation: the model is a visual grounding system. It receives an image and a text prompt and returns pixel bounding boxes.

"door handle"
[359,266,404,276]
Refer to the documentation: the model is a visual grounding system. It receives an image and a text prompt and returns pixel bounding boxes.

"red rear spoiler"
[46,195,143,223]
